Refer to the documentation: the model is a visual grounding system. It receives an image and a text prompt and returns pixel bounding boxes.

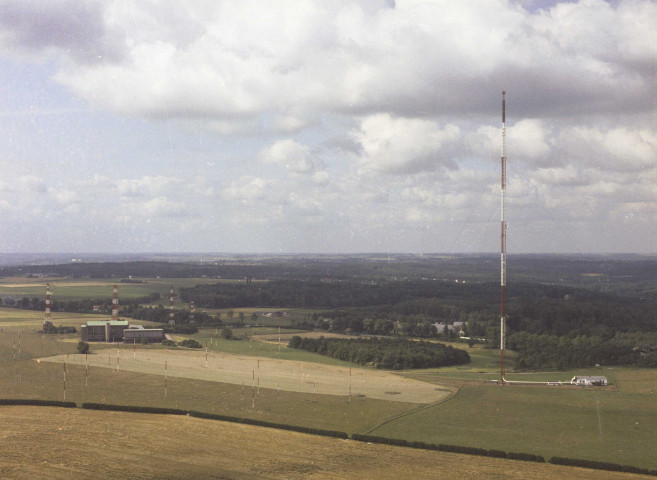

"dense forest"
[288,336,470,370]
[180,279,657,337]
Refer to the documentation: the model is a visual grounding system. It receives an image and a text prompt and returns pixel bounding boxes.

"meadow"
[371,358,657,470]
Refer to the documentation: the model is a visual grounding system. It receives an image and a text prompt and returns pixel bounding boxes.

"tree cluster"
[507,331,657,370]
[288,336,470,370]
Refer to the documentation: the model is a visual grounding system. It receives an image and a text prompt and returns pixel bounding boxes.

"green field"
[370,378,657,470]
[177,328,360,367]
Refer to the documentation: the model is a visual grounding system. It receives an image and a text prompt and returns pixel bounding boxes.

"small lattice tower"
[43,283,53,325]
[168,286,175,326]
[111,284,120,321]
[189,301,195,324]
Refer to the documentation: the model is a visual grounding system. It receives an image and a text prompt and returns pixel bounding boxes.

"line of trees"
[288,336,470,370]
[0,292,161,314]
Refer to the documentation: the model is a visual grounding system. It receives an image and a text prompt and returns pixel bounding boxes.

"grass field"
[371,369,657,470]
[1,406,649,480]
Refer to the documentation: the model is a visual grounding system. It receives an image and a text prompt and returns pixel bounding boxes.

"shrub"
[506,452,545,463]
[221,326,234,340]
[178,339,202,349]
[41,323,77,334]
[162,339,177,347]
[488,449,507,458]
[77,341,90,354]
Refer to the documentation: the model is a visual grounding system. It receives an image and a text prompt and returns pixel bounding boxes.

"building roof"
[125,328,164,332]
[84,320,129,327]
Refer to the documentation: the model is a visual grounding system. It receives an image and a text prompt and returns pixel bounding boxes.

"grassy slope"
[371,368,657,470]
[1,406,648,480]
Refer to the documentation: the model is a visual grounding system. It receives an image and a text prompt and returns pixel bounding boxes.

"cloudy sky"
[0,0,655,254]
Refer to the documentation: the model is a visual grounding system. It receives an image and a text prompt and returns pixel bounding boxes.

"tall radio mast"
[500,91,507,384]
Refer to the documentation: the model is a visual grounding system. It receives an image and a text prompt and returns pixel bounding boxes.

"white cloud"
[138,196,187,217]
[261,139,314,174]
[50,188,80,206]
[116,175,181,198]
[19,0,649,124]
[564,126,657,171]
[223,176,270,203]
[16,176,48,193]
[507,119,553,164]
[353,113,461,174]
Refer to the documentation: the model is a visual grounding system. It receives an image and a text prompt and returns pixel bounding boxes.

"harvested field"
[41,348,451,404]
[0,406,646,480]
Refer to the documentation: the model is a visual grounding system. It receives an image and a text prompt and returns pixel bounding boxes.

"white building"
[571,376,608,386]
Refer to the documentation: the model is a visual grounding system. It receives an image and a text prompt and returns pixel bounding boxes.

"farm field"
[0,405,648,480]
[41,347,451,404]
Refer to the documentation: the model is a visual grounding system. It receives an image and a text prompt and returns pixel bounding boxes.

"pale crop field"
[41,347,453,404]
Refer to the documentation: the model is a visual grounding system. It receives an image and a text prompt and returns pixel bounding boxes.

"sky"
[0,0,655,255]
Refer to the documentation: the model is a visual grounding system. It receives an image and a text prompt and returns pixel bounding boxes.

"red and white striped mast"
[500,91,507,384]
[189,301,195,324]
[44,283,52,325]
[168,286,175,326]
[111,284,120,321]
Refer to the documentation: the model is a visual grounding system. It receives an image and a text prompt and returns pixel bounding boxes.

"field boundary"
[361,385,461,434]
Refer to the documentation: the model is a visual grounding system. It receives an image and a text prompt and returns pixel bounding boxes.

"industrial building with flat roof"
[124,325,165,343]
[81,320,130,342]
[80,320,165,343]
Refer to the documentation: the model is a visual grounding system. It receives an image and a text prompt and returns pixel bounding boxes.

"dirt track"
[42,349,450,403]
[0,406,644,480]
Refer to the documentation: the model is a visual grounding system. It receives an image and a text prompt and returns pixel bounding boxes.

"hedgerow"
[187,411,348,439]
[80,403,187,416]
[549,457,657,476]
[350,434,550,465]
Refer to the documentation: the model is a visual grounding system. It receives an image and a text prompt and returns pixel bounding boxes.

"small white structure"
[571,375,607,386]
